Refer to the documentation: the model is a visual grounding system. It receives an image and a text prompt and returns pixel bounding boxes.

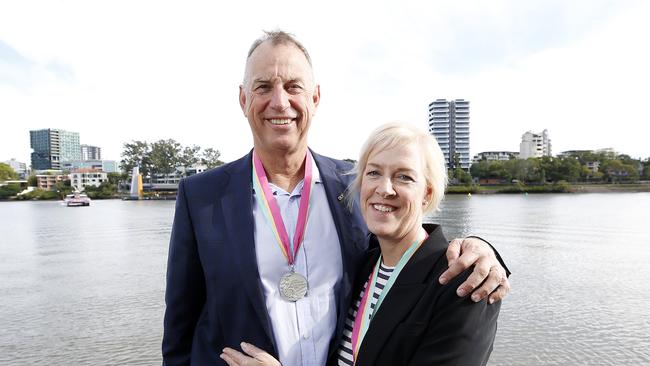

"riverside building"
[30,129,82,170]
[81,145,102,160]
[428,99,470,170]
[473,151,519,163]
[519,129,552,159]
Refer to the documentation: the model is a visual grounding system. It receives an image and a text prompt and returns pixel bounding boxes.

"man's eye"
[255,85,270,92]
[287,84,303,92]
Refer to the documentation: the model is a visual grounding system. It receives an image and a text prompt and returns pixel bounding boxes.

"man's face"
[239,41,320,155]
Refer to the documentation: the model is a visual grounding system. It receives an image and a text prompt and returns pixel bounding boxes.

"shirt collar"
[253,158,322,197]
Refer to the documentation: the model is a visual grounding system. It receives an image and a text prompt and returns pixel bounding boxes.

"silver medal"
[279,271,308,302]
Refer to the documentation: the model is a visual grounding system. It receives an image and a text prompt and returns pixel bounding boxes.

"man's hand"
[439,237,510,304]
[221,342,281,366]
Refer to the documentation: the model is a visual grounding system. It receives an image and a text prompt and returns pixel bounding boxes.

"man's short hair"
[348,122,448,215]
[247,30,312,66]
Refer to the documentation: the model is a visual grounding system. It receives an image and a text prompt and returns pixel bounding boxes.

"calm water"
[1,193,649,365]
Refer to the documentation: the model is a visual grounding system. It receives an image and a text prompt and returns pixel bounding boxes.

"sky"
[1,0,649,167]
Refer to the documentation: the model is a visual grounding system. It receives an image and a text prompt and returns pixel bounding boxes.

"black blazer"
[162,150,369,365]
[330,224,501,366]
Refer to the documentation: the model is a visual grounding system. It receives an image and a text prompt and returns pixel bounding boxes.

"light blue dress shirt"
[253,162,343,366]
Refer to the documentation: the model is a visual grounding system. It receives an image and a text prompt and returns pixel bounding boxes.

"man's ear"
[312,84,321,110]
[239,85,247,116]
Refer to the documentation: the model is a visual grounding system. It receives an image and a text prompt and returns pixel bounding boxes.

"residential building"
[81,145,102,160]
[428,99,470,170]
[30,129,82,170]
[3,158,28,179]
[61,160,118,173]
[586,161,600,173]
[35,172,69,191]
[70,169,108,191]
[519,129,552,159]
[473,151,519,163]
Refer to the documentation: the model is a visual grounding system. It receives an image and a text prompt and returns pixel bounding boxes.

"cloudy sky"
[1,0,648,167]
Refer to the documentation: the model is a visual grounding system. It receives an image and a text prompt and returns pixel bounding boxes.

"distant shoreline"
[446,183,650,194]
[2,183,650,201]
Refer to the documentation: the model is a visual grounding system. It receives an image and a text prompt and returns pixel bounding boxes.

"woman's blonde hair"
[348,122,448,214]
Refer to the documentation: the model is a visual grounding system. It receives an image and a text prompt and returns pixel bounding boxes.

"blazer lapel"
[219,151,276,348]
[356,225,448,366]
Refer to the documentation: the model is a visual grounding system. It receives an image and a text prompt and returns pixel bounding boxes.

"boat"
[64,192,91,207]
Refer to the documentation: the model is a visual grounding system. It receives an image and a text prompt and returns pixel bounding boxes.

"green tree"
[179,145,201,177]
[107,172,127,185]
[642,158,650,180]
[53,180,73,199]
[470,160,490,179]
[0,163,18,182]
[120,141,152,177]
[150,139,182,176]
[27,175,37,187]
[201,148,224,169]
[601,159,640,182]
[0,184,22,199]
[84,182,117,199]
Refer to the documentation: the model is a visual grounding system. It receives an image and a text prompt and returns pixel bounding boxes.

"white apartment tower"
[428,99,470,170]
[81,144,102,160]
[519,129,552,159]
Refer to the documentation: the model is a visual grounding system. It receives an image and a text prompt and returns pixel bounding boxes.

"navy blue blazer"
[162,150,369,365]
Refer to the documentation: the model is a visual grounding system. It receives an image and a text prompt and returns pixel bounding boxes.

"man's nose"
[269,85,290,111]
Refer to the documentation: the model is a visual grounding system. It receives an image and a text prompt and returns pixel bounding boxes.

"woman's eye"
[397,174,414,182]
[366,170,379,177]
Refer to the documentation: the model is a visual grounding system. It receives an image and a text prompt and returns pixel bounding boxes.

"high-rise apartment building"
[30,129,82,170]
[81,144,102,160]
[519,129,552,159]
[428,99,470,170]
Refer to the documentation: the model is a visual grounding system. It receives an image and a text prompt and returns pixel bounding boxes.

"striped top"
[337,262,395,366]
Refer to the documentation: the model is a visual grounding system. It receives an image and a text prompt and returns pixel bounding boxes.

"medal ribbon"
[252,150,314,266]
[350,230,428,364]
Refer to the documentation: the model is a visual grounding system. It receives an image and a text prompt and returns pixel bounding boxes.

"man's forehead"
[244,42,314,84]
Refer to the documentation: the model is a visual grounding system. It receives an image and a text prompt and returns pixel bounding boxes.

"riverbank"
[446,183,650,194]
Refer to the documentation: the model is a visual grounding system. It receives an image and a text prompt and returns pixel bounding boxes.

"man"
[162,31,510,366]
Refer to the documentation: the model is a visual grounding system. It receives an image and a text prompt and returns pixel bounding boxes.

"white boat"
[64,192,91,207]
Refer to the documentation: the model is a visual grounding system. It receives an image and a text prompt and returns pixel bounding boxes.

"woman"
[222,123,500,366]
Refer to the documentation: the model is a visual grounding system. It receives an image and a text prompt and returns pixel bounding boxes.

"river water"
[0,193,649,365]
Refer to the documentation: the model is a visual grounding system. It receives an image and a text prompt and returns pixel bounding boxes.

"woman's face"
[360,144,432,243]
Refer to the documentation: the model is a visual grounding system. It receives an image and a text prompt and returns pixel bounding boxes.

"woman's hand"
[220,342,281,366]
[439,237,510,304]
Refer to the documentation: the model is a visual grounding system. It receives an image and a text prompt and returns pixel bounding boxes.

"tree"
[28,175,37,187]
[107,172,128,185]
[601,159,639,182]
[179,145,201,177]
[0,163,18,182]
[201,148,224,169]
[642,158,650,180]
[150,139,182,176]
[0,184,21,199]
[120,141,152,177]
[53,180,73,199]
[470,160,490,179]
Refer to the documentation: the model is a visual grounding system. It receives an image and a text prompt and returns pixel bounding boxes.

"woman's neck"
[378,226,427,267]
